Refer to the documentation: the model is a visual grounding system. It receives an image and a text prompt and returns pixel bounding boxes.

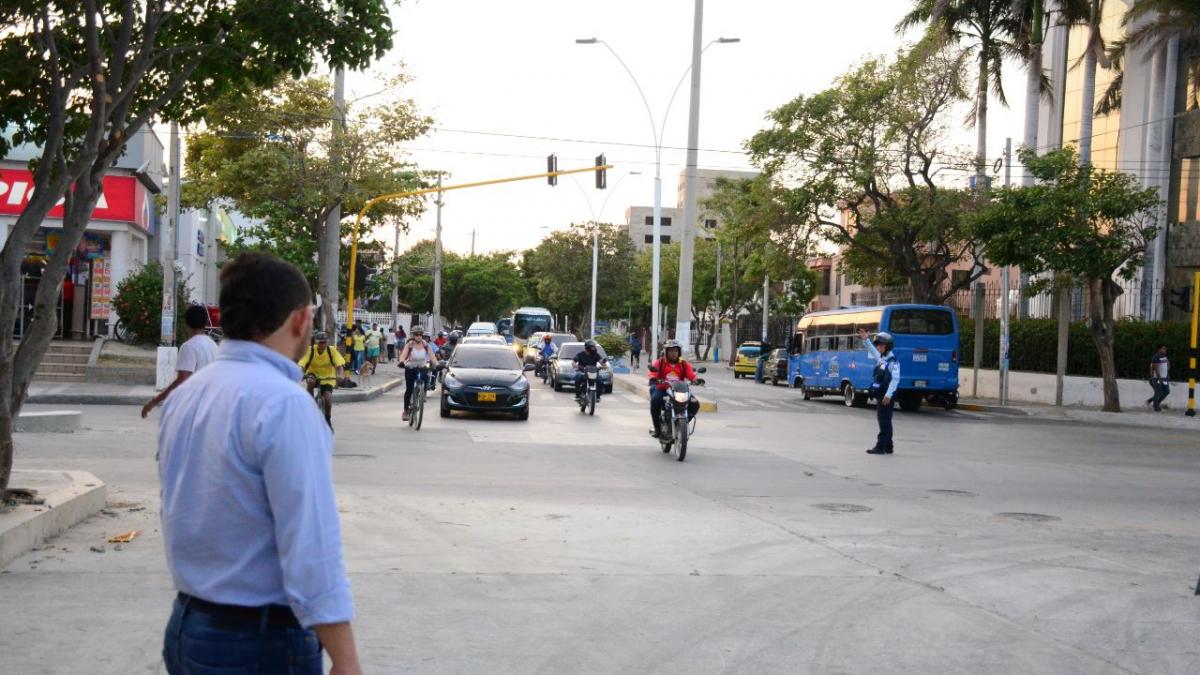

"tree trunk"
[975,48,989,183]
[1022,40,1042,186]
[1085,277,1121,412]
[1078,40,1098,165]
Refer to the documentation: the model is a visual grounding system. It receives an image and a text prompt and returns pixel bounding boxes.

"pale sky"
[345,0,1027,256]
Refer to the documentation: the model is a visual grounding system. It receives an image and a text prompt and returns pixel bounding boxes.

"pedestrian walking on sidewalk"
[859,328,900,455]
[1145,344,1170,412]
[629,332,642,370]
[157,252,362,675]
[385,325,397,362]
[141,305,218,418]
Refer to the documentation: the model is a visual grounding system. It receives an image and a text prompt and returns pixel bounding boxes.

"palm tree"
[1098,0,1200,115]
[899,0,1023,185]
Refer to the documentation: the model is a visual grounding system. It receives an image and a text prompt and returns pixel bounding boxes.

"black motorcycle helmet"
[584,339,599,353]
[448,330,462,345]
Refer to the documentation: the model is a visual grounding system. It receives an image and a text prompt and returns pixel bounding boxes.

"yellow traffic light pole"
[1187,270,1199,418]
[345,164,612,325]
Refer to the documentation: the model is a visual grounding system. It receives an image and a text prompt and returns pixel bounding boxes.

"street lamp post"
[568,171,641,337]
[576,33,737,359]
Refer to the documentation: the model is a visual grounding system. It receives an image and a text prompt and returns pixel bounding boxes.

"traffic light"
[547,154,557,186]
[1169,285,1193,312]
[595,153,606,189]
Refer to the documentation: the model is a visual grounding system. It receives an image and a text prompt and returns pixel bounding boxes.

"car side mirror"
[523,363,536,372]
[697,367,707,374]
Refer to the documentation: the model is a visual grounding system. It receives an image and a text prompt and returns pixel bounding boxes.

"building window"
[643,235,672,244]
[662,235,671,243]
[644,235,654,243]
[816,268,831,296]
[704,219,717,230]
[952,269,972,289]
[644,216,653,226]
[643,216,673,226]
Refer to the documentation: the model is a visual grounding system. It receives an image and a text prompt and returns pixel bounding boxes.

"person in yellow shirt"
[300,331,345,428]
[351,326,366,373]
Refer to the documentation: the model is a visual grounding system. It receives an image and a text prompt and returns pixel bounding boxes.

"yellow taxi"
[733,341,764,379]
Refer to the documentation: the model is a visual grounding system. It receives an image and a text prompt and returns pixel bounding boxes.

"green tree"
[0,0,393,496]
[393,241,528,327]
[113,262,190,346]
[970,147,1160,412]
[736,47,982,304]
[183,74,432,331]
[522,223,638,334]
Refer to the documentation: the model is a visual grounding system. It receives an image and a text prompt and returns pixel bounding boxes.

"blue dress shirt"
[158,339,353,627]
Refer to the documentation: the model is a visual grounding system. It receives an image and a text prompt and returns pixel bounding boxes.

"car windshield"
[738,346,761,357]
[451,347,521,370]
[551,334,577,347]
[558,343,606,360]
[888,309,954,335]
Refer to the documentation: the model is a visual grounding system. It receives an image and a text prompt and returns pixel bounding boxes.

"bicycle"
[304,373,333,427]
[408,365,430,431]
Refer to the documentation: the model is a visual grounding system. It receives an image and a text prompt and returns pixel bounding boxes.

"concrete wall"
[959,367,1190,409]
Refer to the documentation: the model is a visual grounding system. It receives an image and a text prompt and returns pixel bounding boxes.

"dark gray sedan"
[440,344,535,420]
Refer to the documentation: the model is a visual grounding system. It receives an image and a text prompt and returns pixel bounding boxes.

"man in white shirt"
[142,305,219,418]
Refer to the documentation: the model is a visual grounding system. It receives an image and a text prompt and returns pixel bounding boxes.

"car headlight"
[511,377,529,391]
[443,375,464,389]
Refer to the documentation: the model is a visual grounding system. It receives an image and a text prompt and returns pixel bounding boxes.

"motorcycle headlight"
[672,390,690,404]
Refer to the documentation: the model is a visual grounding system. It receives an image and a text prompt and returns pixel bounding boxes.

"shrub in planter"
[113,261,190,345]
[593,333,628,359]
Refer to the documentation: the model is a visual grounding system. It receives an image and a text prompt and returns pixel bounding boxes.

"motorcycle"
[575,365,600,416]
[655,368,706,462]
[535,353,551,383]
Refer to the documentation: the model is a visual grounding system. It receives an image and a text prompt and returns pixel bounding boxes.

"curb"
[955,402,1028,416]
[614,375,718,413]
[0,470,106,569]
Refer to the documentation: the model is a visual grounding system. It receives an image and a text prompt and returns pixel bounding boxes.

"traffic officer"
[858,328,900,455]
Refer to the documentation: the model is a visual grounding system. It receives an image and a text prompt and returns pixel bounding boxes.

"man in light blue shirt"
[859,328,901,455]
[158,252,362,675]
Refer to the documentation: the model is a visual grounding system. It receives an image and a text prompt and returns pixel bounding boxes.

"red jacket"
[648,358,697,391]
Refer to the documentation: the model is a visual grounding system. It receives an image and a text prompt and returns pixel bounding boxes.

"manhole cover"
[812,503,873,513]
[996,512,1060,523]
[928,489,975,497]
[333,453,376,459]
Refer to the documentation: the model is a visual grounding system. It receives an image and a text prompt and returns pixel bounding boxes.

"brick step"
[44,344,94,354]
[39,354,89,365]
[33,373,87,382]
[37,363,87,374]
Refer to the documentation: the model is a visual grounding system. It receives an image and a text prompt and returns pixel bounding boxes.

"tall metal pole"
[390,221,400,330]
[157,121,181,389]
[713,241,721,363]
[675,0,705,357]
[652,174,662,358]
[322,66,345,334]
[432,174,443,334]
[761,275,769,343]
[590,224,599,337]
[1000,137,1012,405]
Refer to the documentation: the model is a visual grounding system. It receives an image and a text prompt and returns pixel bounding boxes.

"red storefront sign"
[0,168,146,227]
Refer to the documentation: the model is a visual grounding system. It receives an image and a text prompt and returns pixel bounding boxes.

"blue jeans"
[163,596,322,675]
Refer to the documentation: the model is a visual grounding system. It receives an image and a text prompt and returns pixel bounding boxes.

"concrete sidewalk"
[958,396,1198,431]
[26,376,403,406]
[0,470,106,569]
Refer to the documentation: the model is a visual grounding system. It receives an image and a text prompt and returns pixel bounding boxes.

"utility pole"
[321,66,345,335]
[157,120,181,390]
[1000,138,1012,405]
[713,241,721,363]
[590,223,599,337]
[432,174,443,334]
[470,228,476,257]
[675,0,705,357]
[390,221,400,330]
[761,275,769,343]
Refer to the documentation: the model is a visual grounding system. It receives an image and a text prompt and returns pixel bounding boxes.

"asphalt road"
[1,374,1197,674]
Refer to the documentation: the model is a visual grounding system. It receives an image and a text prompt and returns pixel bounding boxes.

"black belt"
[178,592,301,630]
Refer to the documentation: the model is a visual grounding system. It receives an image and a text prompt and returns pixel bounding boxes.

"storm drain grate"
[928,489,976,497]
[812,503,873,513]
[995,512,1060,523]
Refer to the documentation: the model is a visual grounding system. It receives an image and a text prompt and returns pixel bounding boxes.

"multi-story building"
[1037,0,1200,321]
[624,168,757,250]
[0,127,164,338]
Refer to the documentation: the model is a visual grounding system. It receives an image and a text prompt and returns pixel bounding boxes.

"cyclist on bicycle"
[299,331,345,428]
[398,325,439,421]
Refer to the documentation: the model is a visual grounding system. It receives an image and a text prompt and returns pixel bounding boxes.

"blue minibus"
[786,304,959,410]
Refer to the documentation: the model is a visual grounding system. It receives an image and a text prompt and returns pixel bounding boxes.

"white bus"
[508,307,554,353]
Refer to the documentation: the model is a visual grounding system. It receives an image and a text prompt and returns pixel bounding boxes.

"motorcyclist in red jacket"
[647,340,700,438]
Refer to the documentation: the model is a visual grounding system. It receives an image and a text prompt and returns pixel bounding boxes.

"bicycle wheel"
[674,417,687,462]
[415,382,426,430]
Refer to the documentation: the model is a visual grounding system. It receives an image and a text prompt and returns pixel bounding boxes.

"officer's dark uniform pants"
[875,397,895,451]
